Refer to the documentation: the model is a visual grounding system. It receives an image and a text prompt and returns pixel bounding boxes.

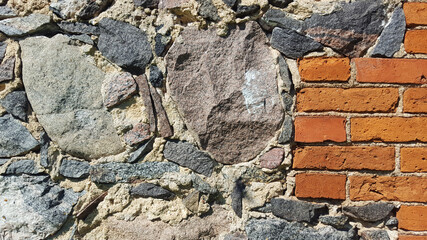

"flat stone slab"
[59,158,91,179]
[5,160,40,175]
[343,203,395,222]
[130,182,175,200]
[271,198,327,223]
[1,90,29,122]
[0,13,51,37]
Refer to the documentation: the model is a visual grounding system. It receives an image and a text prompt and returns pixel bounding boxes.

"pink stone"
[259,148,284,169]
[124,123,151,146]
[103,72,137,108]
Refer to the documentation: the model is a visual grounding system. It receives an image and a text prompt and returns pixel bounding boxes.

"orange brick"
[397,206,427,231]
[401,148,427,173]
[295,173,346,200]
[349,175,427,202]
[295,116,346,143]
[293,146,395,171]
[400,235,427,240]
[405,30,427,54]
[354,58,427,84]
[404,3,427,27]
[351,117,427,142]
[404,88,427,113]
[298,58,350,82]
[297,88,399,113]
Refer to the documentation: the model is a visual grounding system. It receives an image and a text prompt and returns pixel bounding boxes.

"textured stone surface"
[319,215,349,229]
[149,65,164,88]
[59,158,90,178]
[343,203,395,222]
[259,148,284,169]
[0,5,16,19]
[236,5,260,18]
[0,13,51,37]
[278,114,293,144]
[50,0,112,20]
[271,27,323,59]
[134,0,159,8]
[163,140,216,176]
[231,179,244,218]
[0,42,6,63]
[1,90,29,121]
[361,230,390,240]
[196,0,220,21]
[271,198,327,223]
[124,123,151,146]
[0,114,39,158]
[70,34,93,44]
[57,21,100,35]
[154,33,171,56]
[222,0,236,8]
[127,137,155,163]
[98,18,152,73]
[268,0,292,8]
[0,175,79,239]
[103,72,137,108]
[77,0,113,20]
[0,158,8,166]
[20,34,123,159]
[166,21,284,164]
[149,84,173,137]
[0,57,15,83]
[39,131,51,167]
[5,159,39,175]
[158,0,190,9]
[130,182,175,200]
[261,9,303,31]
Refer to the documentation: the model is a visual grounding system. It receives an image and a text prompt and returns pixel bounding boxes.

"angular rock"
[103,72,137,108]
[20,34,123,160]
[269,0,292,8]
[231,179,245,218]
[0,13,52,37]
[0,158,8,166]
[371,7,405,57]
[149,65,164,88]
[278,56,293,93]
[1,90,28,122]
[271,198,328,223]
[252,203,272,213]
[59,158,90,179]
[70,34,93,45]
[127,137,155,163]
[77,0,113,20]
[191,173,217,195]
[163,140,216,176]
[278,114,293,144]
[0,5,17,19]
[5,159,39,175]
[0,57,14,83]
[51,0,112,20]
[236,5,259,18]
[98,18,152,74]
[39,131,51,168]
[0,114,39,158]
[343,203,395,222]
[319,215,349,229]
[124,123,151,146]
[0,41,6,63]
[259,148,284,169]
[154,33,171,56]
[196,0,219,21]
[361,230,390,240]
[135,75,157,133]
[271,27,323,59]
[134,0,159,8]
[222,0,237,8]
[385,217,398,228]
[183,191,200,212]
[0,175,79,239]
[260,9,303,31]
[90,161,179,183]
[166,21,284,164]
[130,182,175,200]
[149,84,173,137]
[58,21,100,35]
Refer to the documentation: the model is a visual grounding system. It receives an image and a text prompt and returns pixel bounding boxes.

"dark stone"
[5,159,39,175]
[281,92,293,112]
[163,140,216,176]
[154,33,171,56]
[236,5,260,18]
[57,21,100,35]
[269,0,292,8]
[39,131,51,168]
[1,91,28,122]
[278,114,293,144]
[124,123,151,146]
[196,0,220,22]
[134,0,159,8]
[252,203,272,213]
[149,65,164,88]
[343,203,395,222]
[271,198,328,223]
[261,9,303,31]
[278,56,293,93]
[191,173,217,195]
[127,137,155,163]
[361,230,390,240]
[371,7,405,58]
[0,57,14,83]
[319,215,349,229]
[271,27,323,59]
[231,179,245,218]
[103,72,138,108]
[70,34,93,45]
[222,0,237,8]
[77,0,113,20]
[130,182,175,200]
[59,158,90,179]
[385,217,398,228]
[0,41,6,62]
[98,18,152,74]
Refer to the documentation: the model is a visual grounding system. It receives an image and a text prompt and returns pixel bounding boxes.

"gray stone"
[130,182,175,200]
[124,123,151,146]
[0,174,79,239]
[269,0,292,8]
[278,56,293,93]
[281,92,293,112]
[252,203,272,213]
[385,217,398,228]
[231,179,244,218]
[127,137,155,163]
[224,233,248,240]
[271,27,323,59]
[103,72,137,108]
[149,65,164,88]
[166,21,283,164]
[90,161,179,183]
[163,140,216,176]
[196,0,220,22]
[191,173,217,195]
[0,5,16,19]
[0,13,52,37]
[39,131,51,168]
[77,0,113,20]
[98,18,152,74]
[343,203,395,222]
[154,33,171,56]
[134,0,159,8]
[58,21,100,35]
[0,114,39,158]
[0,57,14,83]
[59,158,90,179]
[20,34,123,160]
[0,158,8,166]
[361,230,390,240]
[236,5,260,18]
[183,190,200,212]
[0,41,6,63]
[70,34,94,45]
[5,159,39,175]
[260,9,303,31]
[222,0,236,8]
[245,219,355,240]
[1,91,28,122]
[319,215,349,229]
[271,198,328,223]
[371,7,405,57]
[278,114,293,144]
[50,0,112,20]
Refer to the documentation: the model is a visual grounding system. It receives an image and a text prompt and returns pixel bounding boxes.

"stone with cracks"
[1,90,29,122]
[50,0,112,20]
[343,203,395,222]
[59,158,90,178]
[124,123,151,146]
[130,182,175,200]
[20,34,123,160]
[127,137,155,163]
[166,21,284,164]
[0,14,52,37]
[271,198,328,223]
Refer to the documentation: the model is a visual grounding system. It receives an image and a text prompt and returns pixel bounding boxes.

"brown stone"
[103,72,137,108]
[166,21,284,164]
[259,148,284,169]
[149,84,173,138]
[124,123,151,146]
[135,75,156,133]
[0,57,14,83]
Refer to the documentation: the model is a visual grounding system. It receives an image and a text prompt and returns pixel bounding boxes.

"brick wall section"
[399,236,427,240]
[397,206,427,231]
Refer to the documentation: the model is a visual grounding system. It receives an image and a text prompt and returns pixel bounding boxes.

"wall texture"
[0,0,426,239]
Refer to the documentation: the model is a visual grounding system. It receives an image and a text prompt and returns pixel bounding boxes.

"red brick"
[298,58,350,82]
[404,3,427,27]
[295,116,346,143]
[295,173,346,200]
[400,235,427,240]
[354,58,427,84]
[351,117,427,142]
[293,146,395,171]
[404,88,427,113]
[397,205,427,231]
[349,175,427,202]
[401,148,427,173]
[405,30,427,54]
[297,88,399,113]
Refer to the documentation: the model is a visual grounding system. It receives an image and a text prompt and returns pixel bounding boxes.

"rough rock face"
[5,159,40,175]
[271,198,328,223]
[59,158,91,179]
[102,72,137,108]
[130,182,175,200]
[0,57,15,82]
[1,90,29,122]
[166,21,284,164]
[0,114,39,157]
[0,174,79,239]
[20,34,123,160]
[343,203,395,222]
[0,13,52,37]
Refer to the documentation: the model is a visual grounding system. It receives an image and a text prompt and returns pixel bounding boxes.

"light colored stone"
[0,13,51,37]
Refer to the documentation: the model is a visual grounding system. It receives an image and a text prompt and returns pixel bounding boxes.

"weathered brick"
[293,146,395,171]
[351,117,427,142]
[349,175,427,202]
[399,235,427,240]
[298,58,350,82]
[354,58,427,84]
[295,173,346,200]
[295,116,346,143]
[403,88,427,113]
[405,30,427,54]
[297,88,399,113]
[401,148,427,173]
[404,2,427,27]
[397,205,427,231]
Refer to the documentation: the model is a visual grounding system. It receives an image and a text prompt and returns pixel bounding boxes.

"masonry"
[0,0,426,239]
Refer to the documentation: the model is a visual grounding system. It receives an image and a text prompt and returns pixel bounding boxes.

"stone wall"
[0,0,426,239]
